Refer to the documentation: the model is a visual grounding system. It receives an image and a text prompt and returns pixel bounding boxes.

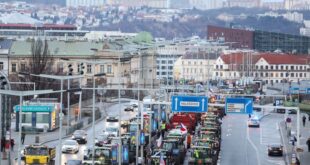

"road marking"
[260,123,281,145]
[247,124,261,165]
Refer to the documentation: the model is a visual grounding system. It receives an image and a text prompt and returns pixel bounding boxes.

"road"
[14,102,138,165]
[220,113,285,165]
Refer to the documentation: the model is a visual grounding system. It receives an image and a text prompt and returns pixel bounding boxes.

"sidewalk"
[279,113,310,165]
[1,101,116,164]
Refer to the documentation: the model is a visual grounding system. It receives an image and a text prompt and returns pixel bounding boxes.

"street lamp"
[91,72,106,165]
[0,89,58,165]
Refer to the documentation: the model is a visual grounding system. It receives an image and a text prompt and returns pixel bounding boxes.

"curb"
[258,113,271,121]
[279,121,290,165]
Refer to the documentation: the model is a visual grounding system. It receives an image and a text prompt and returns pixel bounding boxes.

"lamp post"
[91,72,106,165]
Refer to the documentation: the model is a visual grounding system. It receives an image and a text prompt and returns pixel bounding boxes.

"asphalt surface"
[220,113,285,165]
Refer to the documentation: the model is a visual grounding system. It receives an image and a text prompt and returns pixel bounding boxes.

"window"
[265,73,268,77]
[286,66,288,70]
[281,66,283,70]
[11,63,17,72]
[215,72,218,76]
[100,65,104,73]
[161,66,166,69]
[300,73,303,77]
[168,60,173,64]
[216,65,219,69]
[291,66,294,70]
[20,63,26,71]
[291,73,294,77]
[200,62,203,65]
[36,113,49,123]
[22,113,32,123]
[107,65,112,74]
[271,66,273,70]
[57,63,63,73]
[260,66,263,70]
[276,80,278,83]
[280,73,283,77]
[188,61,191,65]
[276,66,278,70]
[299,66,302,70]
[260,72,263,77]
[162,61,166,64]
[168,66,173,70]
[304,73,307,77]
[87,64,92,73]
[220,65,223,69]
[270,73,273,77]
[265,65,268,70]
[0,62,3,70]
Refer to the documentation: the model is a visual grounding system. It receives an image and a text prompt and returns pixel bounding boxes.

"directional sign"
[225,98,253,114]
[171,95,208,113]
[307,88,310,94]
[289,87,300,94]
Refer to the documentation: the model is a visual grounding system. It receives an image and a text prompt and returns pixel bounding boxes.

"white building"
[66,0,106,7]
[214,52,310,85]
[174,52,218,82]
[189,0,223,10]
[0,39,12,75]
[283,12,304,23]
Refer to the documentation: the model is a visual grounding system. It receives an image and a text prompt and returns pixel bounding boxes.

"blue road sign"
[307,88,310,94]
[225,98,253,114]
[289,87,300,94]
[171,95,208,113]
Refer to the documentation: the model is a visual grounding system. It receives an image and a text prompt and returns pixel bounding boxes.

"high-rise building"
[66,0,106,7]
[106,0,168,8]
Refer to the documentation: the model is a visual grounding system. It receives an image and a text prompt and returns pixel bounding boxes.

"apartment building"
[66,0,106,7]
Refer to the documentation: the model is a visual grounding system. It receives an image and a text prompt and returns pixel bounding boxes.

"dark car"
[65,160,82,165]
[95,133,111,147]
[288,109,297,114]
[72,130,87,144]
[124,106,134,112]
[268,144,283,156]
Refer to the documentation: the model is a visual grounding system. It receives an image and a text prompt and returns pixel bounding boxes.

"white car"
[247,118,260,127]
[62,140,79,154]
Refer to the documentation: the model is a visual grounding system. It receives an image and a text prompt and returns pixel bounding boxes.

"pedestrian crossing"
[260,123,281,145]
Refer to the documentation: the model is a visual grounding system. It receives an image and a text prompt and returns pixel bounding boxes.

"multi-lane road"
[220,113,286,165]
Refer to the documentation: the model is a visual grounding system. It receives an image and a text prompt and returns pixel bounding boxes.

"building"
[0,39,12,75]
[107,0,168,8]
[189,0,223,10]
[226,0,260,8]
[8,39,128,87]
[261,1,284,10]
[66,0,106,7]
[214,52,310,85]
[0,23,89,41]
[155,43,185,85]
[208,25,310,54]
[283,12,304,23]
[174,51,218,82]
[207,25,254,49]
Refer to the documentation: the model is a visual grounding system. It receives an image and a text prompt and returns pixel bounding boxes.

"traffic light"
[68,64,73,76]
[78,63,84,75]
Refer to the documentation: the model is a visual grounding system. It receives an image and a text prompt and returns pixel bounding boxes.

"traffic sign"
[289,87,299,94]
[171,95,208,113]
[307,88,310,94]
[225,98,253,114]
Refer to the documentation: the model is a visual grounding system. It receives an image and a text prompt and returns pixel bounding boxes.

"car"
[62,140,79,154]
[268,144,283,156]
[95,133,111,147]
[247,118,260,127]
[65,160,82,165]
[106,116,119,122]
[288,109,297,114]
[124,106,134,112]
[72,130,87,144]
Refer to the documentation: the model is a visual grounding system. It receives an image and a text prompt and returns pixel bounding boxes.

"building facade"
[107,0,168,8]
[189,0,223,10]
[174,52,218,82]
[207,25,254,49]
[214,52,310,84]
[208,25,310,54]
[226,0,260,8]
[66,0,106,7]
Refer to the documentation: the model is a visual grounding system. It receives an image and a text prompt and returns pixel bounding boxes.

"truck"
[169,113,196,132]
[23,144,56,164]
[82,145,112,165]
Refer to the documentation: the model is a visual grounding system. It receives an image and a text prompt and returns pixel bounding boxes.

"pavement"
[0,101,118,165]
[279,112,310,165]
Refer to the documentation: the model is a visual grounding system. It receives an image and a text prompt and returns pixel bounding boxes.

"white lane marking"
[247,124,261,165]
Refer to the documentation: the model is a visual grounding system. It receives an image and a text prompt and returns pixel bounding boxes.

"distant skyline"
[262,0,283,2]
